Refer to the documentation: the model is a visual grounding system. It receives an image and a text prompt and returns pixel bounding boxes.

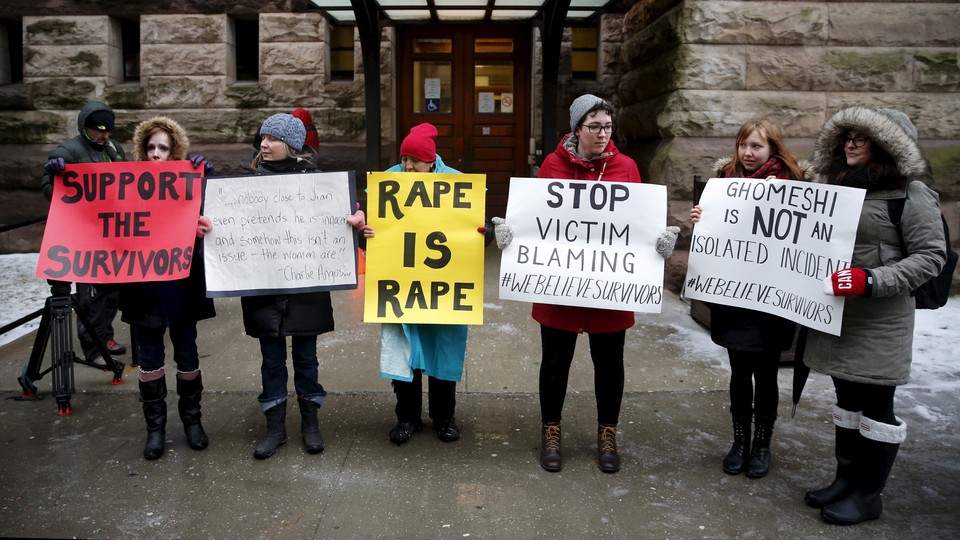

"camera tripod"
[17,282,125,415]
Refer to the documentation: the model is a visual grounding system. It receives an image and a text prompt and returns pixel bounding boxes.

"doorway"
[397,24,531,218]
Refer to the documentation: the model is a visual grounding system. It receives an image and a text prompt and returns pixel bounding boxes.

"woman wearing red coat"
[534,94,641,474]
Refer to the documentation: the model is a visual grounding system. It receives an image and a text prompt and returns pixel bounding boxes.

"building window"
[329,25,354,81]
[120,18,140,81]
[1,18,23,85]
[234,17,259,82]
[571,26,597,80]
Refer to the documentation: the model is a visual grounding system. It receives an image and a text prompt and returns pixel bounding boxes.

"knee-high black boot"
[806,406,861,508]
[298,398,324,454]
[745,414,775,479]
[821,416,905,525]
[722,412,752,475]
[253,402,288,460]
[139,378,168,460]
[177,372,209,451]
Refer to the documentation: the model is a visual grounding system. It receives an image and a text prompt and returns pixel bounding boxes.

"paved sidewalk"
[1,248,958,538]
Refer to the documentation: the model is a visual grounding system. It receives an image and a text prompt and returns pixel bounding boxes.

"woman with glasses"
[529,94,641,474]
[690,118,807,479]
[804,106,946,525]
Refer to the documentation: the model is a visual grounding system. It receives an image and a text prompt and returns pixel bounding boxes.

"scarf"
[833,162,899,190]
[745,157,784,179]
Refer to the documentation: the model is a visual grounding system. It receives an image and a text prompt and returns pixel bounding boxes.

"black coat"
[240,157,335,338]
[709,303,795,353]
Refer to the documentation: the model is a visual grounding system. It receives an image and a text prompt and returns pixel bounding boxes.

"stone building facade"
[1,1,957,293]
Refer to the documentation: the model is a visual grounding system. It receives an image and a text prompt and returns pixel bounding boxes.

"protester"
[495,95,678,473]
[689,118,806,479]
[804,106,946,525]
[122,116,216,460]
[41,100,127,366]
[242,113,365,459]
[367,123,483,445]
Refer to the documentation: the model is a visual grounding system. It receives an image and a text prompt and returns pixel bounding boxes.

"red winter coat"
[532,134,642,333]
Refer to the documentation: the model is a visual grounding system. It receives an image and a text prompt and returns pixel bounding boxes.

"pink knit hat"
[399,123,438,162]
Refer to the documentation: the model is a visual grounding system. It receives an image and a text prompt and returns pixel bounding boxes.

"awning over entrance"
[310,0,612,24]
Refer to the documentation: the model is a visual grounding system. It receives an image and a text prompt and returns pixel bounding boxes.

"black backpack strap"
[887,197,908,257]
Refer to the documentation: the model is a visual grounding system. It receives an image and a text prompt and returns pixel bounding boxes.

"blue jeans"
[258,335,326,411]
[135,322,199,373]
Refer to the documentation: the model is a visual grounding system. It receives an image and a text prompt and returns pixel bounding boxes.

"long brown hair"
[723,118,803,180]
[825,134,906,188]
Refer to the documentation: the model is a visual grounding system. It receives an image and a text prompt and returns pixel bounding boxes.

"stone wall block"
[621,6,683,69]
[140,44,230,76]
[914,51,960,93]
[0,110,74,145]
[260,74,322,106]
[260,13,322,42]
[24,44,109,77]
[260,42,323,75]
[24,16,110,46]
[684,1,828,46]
[828,5,960,47]
[618,53,678,104]
[141,15,227,44]
[656,89,827,138]
[144,75,228,109]
[676,44,745,90]
[746,47,912,92]
[623,0,682,35]
[314,108,367,141]
[824,93,960,139]
[26,77,102,109]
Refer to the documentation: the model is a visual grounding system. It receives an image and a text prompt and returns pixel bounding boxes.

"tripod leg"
[17,297,55,399]
[49,295,75,415]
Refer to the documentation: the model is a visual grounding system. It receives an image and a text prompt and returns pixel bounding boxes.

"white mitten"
[491,216,513,250]
[656,226,680,259]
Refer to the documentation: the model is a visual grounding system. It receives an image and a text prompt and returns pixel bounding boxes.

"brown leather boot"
[598,424,621,473]
[540,422,562,472]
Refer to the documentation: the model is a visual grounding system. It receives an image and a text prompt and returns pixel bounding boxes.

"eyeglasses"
[582,123,615,134]
[844,135,869,148]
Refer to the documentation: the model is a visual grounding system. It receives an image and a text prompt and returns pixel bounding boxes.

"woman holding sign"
[690,118,805,479]
[805,107,946,525]
[531,95,643,474]
[122,116,217,460]
[242,113,366,460]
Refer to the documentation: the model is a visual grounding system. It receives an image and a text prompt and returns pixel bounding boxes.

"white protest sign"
[684,178,865,335]
[202,172,358,297]
[499,178,666,313]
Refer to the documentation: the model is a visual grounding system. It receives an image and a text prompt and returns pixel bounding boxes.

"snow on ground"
[2,253,958,400]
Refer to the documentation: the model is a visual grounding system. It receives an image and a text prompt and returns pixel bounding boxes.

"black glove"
[44,157,65,176]
[190,155,215,176]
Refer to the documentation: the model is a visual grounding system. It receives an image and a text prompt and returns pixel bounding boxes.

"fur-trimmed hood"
[132,116,190,161]
[811,105,927,179]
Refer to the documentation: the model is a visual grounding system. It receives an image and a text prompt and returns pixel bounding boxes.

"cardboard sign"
[364,171,486,324]
[36,161,202,283]
[498,178,667,313]
[684,178,865,335]
[202,171,358,297]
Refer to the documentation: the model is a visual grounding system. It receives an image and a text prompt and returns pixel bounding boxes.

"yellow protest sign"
[364,171,486,324]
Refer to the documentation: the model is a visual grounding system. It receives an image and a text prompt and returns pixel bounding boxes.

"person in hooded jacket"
[368,123,478,446]
[501,94,678,474]
[41,100,128,367]
[243,113,365,460]
[122,116,217,460]
[805,106,946,525]
[690,118,806,479]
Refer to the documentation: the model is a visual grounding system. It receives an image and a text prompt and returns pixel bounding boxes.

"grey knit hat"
[569,94,608,132]
[260,113,306,151]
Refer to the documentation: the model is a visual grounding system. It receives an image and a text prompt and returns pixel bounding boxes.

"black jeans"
[538,325,625,425]
[833,377,897,424]
[392,369,456,423]
[75,283,119,360]
[727,349,780,418]
[134,322,199,373]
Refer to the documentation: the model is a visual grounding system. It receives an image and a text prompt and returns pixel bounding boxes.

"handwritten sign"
[36,161,202,283]
[364,171,486,324]
[684,178,865,335]
[202,172,358,297]
[498,178,667,313]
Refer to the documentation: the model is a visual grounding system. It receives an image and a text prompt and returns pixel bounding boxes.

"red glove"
[822,268,871,296]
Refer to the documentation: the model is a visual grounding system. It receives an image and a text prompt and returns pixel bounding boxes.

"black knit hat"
[85,109,115,132]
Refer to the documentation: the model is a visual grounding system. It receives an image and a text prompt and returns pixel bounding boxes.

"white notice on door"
[478,92,495,113]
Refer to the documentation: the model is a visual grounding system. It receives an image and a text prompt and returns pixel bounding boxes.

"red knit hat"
[400,123,438,162]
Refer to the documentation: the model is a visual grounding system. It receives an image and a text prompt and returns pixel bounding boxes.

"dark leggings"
[727,350,780,418]
[539,325,625,425]
[833,376,897,424]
